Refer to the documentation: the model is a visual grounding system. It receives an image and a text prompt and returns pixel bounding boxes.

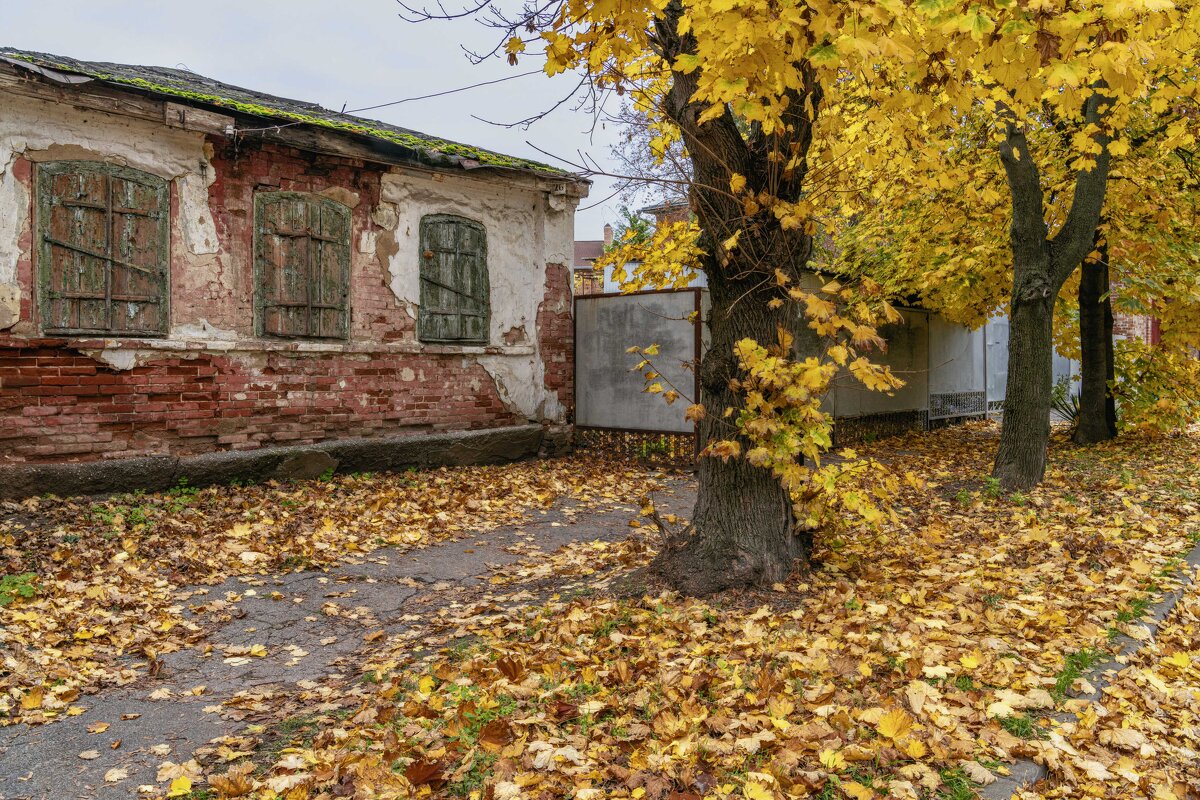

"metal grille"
[928,391,987,420]
[832,410,929,446]
[575,427,696,468]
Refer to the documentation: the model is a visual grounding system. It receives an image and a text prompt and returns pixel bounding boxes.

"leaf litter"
[204,423,1200,799]
[0,456,661,725]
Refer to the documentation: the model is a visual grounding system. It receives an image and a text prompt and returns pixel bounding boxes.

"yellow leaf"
[819,748,846,770]
[1162,651,1191,668]
[20,687,43,710]
[842,781,874,799]
[904,738,928,758]
[167,776,193,797]
[876,708,914,740]
[743,780,774,800]
[959,651,982,670]
[418,675,436,695]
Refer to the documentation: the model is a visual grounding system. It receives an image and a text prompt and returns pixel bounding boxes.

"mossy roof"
[0,47,577,180]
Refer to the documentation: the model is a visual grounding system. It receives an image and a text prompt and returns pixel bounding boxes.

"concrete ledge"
[981,538,1200,798]
[0,424,547,499]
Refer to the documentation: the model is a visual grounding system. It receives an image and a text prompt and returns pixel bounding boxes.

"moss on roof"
[0,48,573,178]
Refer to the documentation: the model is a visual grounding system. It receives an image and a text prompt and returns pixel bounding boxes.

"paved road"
[0,478,695,799]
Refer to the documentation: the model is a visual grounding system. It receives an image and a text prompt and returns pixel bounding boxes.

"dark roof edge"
[0,48,588,186]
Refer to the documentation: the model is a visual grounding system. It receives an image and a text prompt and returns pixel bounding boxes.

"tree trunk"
[1074,239,1118,444]
[993,269,1057,490]
[991,90,1111,489]
[642,2,822,593]
[650,277,809,594]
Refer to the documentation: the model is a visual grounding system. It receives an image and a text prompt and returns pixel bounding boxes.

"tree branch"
[1050,86,1113,283]
[997,120,1049,269]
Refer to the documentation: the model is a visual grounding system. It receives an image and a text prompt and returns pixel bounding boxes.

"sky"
[2,0,631,241]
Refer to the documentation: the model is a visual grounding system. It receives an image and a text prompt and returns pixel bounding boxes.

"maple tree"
[444,0,1200,590]
[814,0,1200,487]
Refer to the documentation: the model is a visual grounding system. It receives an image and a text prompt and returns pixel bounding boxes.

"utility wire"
[235,69,543,134]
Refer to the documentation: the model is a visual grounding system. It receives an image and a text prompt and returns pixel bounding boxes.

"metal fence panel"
[574,289,701,434]
[929,315,987,419]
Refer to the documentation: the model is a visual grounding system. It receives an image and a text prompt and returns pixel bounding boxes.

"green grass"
[936,767,979,799]
[997,714,1048,740]
[954,674,977,692]
[1116,595,1153,625]
[1052,646,1108,702]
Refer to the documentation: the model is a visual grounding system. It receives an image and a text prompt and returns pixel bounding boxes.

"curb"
[981,538,1200,799]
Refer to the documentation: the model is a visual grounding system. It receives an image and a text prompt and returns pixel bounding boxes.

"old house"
[0,49,588,497]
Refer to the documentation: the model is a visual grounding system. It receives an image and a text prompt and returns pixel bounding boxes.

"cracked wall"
[0,87,582,464]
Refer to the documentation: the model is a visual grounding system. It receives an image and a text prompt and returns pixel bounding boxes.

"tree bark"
[653,277,811,594]
[645,1,820,592]
[1073,237,1118,444]
[993,91,1111,490]
[994,265,1058,489]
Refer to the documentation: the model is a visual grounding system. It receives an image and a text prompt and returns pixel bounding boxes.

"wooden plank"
[163,102,234,135]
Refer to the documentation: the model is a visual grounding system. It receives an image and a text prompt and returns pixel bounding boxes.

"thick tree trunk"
[650,278,809,594]
[642,2,822,593]
[994,269,1057,490]
[1074,240,1118,444]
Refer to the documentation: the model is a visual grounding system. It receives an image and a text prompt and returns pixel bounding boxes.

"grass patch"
[936,767,979,799]
[997,713,1048,740]
[1052,646,1108,702]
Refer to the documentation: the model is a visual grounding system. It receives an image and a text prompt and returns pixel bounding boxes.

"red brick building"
[0,49,587,497]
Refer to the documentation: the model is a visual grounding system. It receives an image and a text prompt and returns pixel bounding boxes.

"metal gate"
[573,288,703,460]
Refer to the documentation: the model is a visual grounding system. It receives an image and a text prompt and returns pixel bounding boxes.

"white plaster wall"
[1,87,581,425]
[379,170,575,423]
[0,91,218,330]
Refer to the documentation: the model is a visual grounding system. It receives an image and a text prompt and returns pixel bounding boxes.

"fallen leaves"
[0,456,659,725]
[228,423,1199,800]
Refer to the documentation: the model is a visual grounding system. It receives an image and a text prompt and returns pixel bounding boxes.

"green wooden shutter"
[255,192,350,339]
[418,215,489,344]
[38,161,169,335]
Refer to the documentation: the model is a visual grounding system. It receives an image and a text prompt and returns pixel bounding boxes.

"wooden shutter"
[418,215,489,344]
[255,192,351,339]
[37,161,169,335]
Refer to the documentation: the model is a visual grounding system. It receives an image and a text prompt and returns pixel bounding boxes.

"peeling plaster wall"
[0,86,582,464]
[379,170,575,422]
[0,93,218,311]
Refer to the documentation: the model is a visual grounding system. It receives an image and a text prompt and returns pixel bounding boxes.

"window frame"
[417,213,491,346]
[36,160,171,337]
[253,191,353,341]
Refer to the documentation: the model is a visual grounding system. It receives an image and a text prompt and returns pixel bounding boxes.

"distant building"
[572,224,610,294]
[575,201,707,295]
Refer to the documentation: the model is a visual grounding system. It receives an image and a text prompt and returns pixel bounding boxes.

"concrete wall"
[825,309,930,419]
[0,89,582,465]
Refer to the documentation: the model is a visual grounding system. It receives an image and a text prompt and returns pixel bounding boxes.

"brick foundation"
[0,337,522,462]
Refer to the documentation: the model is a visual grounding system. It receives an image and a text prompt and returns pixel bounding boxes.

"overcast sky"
[3,0,630,240]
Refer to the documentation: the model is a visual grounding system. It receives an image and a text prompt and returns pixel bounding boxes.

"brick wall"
[1114,312,1155,343]
[1,133,573,465]
[538,262,574,417]
[0,338,520,461]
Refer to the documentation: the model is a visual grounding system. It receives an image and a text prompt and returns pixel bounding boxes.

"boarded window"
[255,192,351,339]
[37,161,169,336]
[418,215,489,344]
